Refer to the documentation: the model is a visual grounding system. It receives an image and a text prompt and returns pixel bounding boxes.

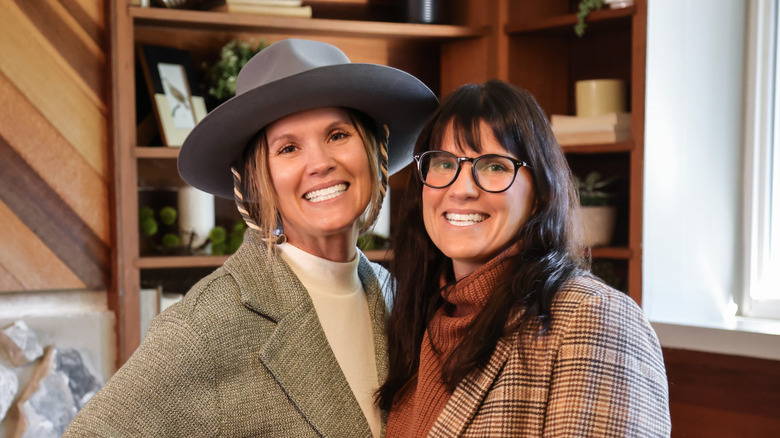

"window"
[742,0,780,319]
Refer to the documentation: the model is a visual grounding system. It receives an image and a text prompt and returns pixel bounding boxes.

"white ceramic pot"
[580,205,618,247]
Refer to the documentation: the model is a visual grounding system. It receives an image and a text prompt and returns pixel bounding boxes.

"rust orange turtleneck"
[386,247,515,437]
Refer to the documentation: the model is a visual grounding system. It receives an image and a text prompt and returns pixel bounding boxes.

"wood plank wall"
[664,348,780,437]
[0,0,109,292]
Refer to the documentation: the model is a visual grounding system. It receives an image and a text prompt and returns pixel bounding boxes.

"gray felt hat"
[178,38,439,199]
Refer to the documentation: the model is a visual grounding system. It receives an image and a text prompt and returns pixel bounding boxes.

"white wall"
[645,0,780,360]
[644,0,747,326]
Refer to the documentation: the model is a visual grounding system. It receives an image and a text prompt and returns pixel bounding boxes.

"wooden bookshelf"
[505,0,646,303]
[109,0,493,366]
[108,0,648,366]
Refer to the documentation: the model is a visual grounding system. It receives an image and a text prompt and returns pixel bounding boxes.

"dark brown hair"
[377,80,587,409]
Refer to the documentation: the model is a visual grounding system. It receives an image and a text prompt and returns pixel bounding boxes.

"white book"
[226,0,303,7]
[555,128,631,146]
[550,112,631,133]
[214,3,313,17]
[139,287,161,340]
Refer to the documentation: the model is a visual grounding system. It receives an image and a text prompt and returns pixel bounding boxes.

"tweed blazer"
[428,276,670,437]
[64,231,390,437]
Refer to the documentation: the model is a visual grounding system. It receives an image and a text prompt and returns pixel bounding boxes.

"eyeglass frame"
[413,150,530,193]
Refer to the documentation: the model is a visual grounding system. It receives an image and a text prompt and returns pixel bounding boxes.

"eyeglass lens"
[420,151,518,192]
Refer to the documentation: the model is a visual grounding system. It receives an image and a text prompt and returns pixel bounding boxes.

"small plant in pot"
[574,0,605,37]
[575,171,619,247]
[202,38,268,109]
[139,205,184,255]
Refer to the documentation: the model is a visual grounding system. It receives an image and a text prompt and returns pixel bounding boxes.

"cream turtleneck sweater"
[278,243,381,438]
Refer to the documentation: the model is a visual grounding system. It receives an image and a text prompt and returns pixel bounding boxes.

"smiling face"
[266,107,373,260]
[422,120,536,279]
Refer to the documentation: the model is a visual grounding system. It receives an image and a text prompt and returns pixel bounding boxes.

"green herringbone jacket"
[64,230,390,437]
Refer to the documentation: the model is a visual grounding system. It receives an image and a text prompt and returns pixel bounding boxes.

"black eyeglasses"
[414,150,530,193]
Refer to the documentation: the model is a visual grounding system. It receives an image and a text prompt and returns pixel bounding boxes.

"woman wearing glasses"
[378,80,670,437]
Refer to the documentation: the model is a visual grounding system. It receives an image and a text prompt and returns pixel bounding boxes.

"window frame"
[741,0,780,319]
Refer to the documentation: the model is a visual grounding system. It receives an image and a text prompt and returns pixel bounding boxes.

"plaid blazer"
[64,230,390,437]
[428,277,670,437]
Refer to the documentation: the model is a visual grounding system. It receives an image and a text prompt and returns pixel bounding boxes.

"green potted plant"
[140,204,247,256]
[202,38,269,108]
[574,0,605,37]
[207,221,247,256]
[139,205,182,255]
[575,171,619,247]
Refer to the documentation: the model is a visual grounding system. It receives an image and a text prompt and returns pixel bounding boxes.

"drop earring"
[274,224,287,245]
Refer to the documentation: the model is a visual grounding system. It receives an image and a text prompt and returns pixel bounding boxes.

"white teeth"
[445,213,487,227]
[304,184,347,203]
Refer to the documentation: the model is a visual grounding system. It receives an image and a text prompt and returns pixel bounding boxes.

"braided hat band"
[230,166,261,232]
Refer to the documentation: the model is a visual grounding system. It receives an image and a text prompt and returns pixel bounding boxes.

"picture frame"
[137,45,208,147]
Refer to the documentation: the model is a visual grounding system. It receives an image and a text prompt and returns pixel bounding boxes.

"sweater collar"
[440,243,518,318]
[224,230,384,322]
[278,242,362,296]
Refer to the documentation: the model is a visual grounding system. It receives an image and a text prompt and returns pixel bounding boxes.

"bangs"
[422,84,524,159]
[434,115,487,154]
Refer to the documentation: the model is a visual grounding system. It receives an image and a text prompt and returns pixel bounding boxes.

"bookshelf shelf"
[136,250,392,270]
[362,249,393,262]
[590,246,632,260]
[562,140,633,154]
[137,255,229,269]
[505,6,636,35]
[135,146,180,159]
[130,6,487,40]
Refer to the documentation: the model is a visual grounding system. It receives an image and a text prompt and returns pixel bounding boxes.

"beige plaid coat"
[428,277,671,437]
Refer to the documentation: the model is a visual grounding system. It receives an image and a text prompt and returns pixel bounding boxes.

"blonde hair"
[232,108,389,256]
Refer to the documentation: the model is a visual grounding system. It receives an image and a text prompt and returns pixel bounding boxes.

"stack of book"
[207,0,313,18]
[550,112,631,146]
[605,0,635,9]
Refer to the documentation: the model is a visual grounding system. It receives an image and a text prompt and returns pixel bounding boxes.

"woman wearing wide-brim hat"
[64,39,438,438]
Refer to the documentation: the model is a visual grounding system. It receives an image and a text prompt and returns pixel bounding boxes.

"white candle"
[178,185,215,249]
[373,192,391,238]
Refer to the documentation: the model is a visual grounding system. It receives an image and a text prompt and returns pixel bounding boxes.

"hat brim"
[178,63,438,199]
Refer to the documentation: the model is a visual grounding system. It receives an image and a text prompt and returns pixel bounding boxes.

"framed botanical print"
[138,45,207,147]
